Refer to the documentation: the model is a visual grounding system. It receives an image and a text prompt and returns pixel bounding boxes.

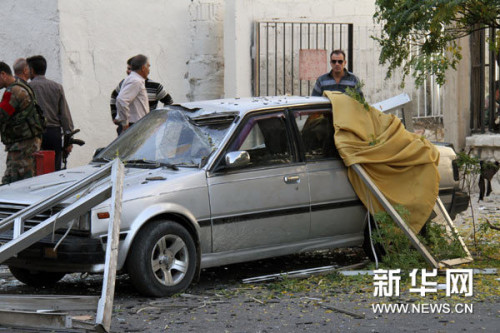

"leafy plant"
[345,81,370,110]
[370,205,467,269]
[455,151,481,247]
[373,0,500,87]
[371,205,427,269]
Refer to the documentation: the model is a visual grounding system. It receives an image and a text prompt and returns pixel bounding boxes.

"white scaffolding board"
[0,159,124,333]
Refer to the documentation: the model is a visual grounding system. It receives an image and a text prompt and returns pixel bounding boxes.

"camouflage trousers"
[2,137,42,185]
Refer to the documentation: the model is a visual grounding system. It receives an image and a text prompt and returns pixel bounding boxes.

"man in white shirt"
[115,54,150,133]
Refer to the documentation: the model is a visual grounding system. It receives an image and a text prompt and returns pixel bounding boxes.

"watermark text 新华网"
[372,269,474,314]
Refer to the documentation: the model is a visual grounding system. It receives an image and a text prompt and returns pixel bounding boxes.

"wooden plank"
[439,258,474,267]
[351,163,440,268]
[0,309,71,329]
[435,197,473,261]
[431,201,454,238]
[0,295,98,311]
[95,160,124,333]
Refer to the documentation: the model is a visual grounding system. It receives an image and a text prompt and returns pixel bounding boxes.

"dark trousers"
[42,127,63,171]
[478,161,499,201]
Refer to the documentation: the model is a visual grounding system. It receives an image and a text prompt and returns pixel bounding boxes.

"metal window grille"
[253,21,353,97]
[470,25,499,133]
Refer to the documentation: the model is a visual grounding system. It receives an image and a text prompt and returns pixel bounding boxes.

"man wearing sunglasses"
[311,49,363,98]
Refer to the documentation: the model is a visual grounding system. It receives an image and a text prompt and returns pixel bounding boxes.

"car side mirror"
[225,151,250,169]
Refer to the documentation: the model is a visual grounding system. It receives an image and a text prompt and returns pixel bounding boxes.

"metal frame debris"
[242,261,369,284]
[351,163,473,269]
[0,159,124,332]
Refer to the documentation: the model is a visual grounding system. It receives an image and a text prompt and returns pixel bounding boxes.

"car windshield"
[94,108,233,167]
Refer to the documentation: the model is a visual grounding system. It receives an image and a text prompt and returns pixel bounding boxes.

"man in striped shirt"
[311,49,363,98]
[110,56,173,135]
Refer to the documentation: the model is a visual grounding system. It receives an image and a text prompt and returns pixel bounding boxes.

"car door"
[291,108,366,240]
[207,110,311,252]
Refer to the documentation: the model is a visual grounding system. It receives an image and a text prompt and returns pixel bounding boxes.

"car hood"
[0,163,201,206]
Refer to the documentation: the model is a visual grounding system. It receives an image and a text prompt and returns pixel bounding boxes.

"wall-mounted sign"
[299,49,327,81]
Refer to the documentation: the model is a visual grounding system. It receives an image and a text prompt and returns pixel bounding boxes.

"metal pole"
[324,23,326,50]
[255,23,261,97]
[332,23,335,50]
[339,24,343,50]
[283,22,286,95]
[480,29,485,133]
[291,23,294,95]
[275,22,278,95]
[299,23,303,96]
[266,22,269,96]
[307,23,311,94]
[348,24,353,73]
[489,26,496,132]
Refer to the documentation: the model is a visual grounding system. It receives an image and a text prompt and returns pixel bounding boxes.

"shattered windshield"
[94,108,233,167]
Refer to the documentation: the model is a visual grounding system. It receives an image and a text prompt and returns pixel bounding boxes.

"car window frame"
[287,106,341,162]
[209,108,301,174]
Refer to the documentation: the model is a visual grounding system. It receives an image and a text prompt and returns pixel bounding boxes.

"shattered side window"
[226,112,292,168]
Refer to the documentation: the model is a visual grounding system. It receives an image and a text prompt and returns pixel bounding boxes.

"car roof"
[174,96,331,118]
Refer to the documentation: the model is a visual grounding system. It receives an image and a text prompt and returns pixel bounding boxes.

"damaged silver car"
[0,96,469,296]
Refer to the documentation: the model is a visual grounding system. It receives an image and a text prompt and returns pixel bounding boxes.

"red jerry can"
[33,150,55,175]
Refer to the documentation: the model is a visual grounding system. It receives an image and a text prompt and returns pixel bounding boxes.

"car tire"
[8,266,66,287]
[362,217,386,262]
[127,220,197,297]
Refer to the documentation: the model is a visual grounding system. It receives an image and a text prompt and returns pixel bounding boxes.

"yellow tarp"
[324,91,440,233]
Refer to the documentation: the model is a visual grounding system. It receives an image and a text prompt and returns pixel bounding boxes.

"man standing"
[27,55,74,171]
[115,54,150,133]
[13,58,30,83]
[311,49,363,98]
[0,61,43,184]
[110,56,173,135]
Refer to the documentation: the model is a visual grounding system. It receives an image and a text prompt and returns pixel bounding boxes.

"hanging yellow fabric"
[324,91,440,233]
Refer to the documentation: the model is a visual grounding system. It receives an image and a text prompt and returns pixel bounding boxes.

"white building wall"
[0,0,61,176]
[1,0,461,178]
[58,0,188,168]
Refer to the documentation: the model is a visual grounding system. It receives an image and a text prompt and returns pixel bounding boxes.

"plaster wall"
[0,0,61,177]
[57,0,223,169]
[1,0,225,175]
[443,36,471,150]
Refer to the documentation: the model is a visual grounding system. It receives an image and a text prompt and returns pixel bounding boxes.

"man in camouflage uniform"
[0,61,43,184]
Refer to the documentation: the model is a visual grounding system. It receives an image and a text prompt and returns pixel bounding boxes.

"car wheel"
[8,266,66,287]
[362,217,386,262]
[127,220,197,297]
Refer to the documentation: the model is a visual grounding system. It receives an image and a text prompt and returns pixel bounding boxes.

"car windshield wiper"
[124,159,179,171]
[172,162,199,168]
